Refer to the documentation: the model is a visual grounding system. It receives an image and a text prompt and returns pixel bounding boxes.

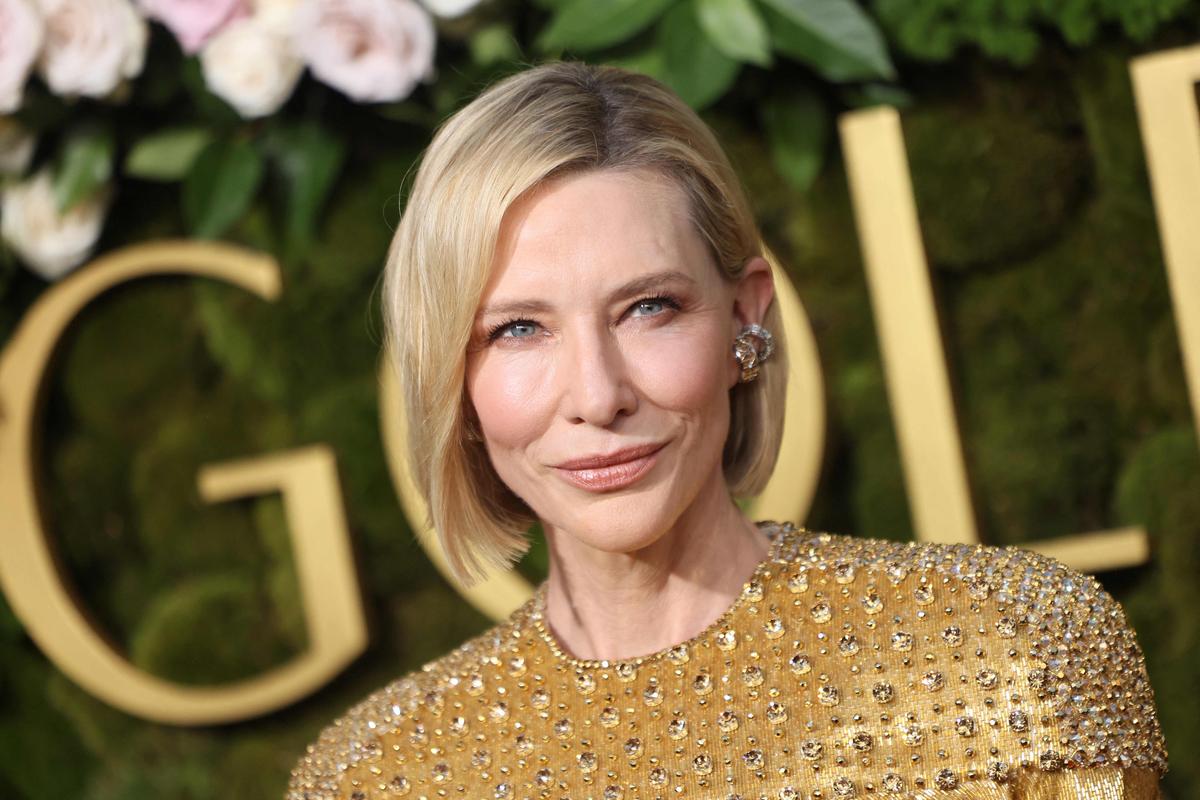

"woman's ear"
[731,255,776,332]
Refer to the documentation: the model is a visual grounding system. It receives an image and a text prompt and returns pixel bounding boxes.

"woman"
[287,62,1168,799]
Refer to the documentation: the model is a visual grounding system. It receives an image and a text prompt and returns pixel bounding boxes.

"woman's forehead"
[483,169,716,300]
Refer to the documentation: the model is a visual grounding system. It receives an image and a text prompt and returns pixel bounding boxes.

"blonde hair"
[382,61,788,585]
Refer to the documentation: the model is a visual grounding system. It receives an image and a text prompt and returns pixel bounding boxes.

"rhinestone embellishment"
[285,522,1169,800]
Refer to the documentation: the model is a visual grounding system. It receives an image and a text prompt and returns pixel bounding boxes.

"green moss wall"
[1,29,1198,800]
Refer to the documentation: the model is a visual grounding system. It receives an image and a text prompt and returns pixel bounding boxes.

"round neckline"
[527,520,800,669]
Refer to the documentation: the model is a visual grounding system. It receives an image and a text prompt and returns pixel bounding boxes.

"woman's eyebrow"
[477,270,697,320]
[608,270,697,302]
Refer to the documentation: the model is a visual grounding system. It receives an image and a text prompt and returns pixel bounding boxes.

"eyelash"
[485,294,683,342]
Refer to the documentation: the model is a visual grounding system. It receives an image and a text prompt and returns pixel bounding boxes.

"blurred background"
[1,0,1198,798]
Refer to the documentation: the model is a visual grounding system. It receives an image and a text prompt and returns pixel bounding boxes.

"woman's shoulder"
[766,521,1146,635]
[764,522,1169,779]
[285,605,533,800]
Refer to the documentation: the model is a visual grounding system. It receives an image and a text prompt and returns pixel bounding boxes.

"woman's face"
[464,168,773,554]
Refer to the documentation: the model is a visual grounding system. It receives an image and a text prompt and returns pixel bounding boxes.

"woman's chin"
[550,499,683,555]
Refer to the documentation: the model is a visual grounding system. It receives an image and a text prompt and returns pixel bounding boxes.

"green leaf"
[605,44,670,83]
[761,85,829,193]
[469,23,522,66]
[694,0,772,66]
[536,0,677,53]
[124,128,213,181]
[658,2,741,108]
[53,128,113,213]
[182,138,264,240]
[264,121,347,254]
[760,0,895,82]
[840,82,913,108]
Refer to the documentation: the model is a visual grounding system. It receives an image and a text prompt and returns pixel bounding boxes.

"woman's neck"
[540,487,771,662]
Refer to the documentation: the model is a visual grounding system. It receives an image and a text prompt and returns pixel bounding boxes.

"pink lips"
[552,442,666,492]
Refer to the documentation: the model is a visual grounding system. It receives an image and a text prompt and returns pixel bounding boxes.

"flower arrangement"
[0,0,469,279]
[0,0,1189,282]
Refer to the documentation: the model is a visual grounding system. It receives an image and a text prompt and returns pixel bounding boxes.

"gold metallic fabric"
[287,522,1169,799]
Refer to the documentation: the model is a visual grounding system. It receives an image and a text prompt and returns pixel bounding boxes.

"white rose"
[201,15,302,118]
[291,0,435,103]
[0,0,44,113]
[1,168,110,281]
[36,0,149,99]
[252,0,300,35]
[0,117,35,175]
[420,0,481,18]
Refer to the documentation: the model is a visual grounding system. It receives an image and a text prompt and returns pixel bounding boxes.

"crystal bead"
[934,768,958,789]
[861,592,883,614]
[921,671,945,691]
[800,739,823,759]
[832,776,856,797]
[598,706,620,727]
[742,665,764,687]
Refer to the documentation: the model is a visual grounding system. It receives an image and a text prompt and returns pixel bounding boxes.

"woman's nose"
[558,324,638,427]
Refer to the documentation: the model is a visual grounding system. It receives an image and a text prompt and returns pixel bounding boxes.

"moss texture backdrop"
[1,3,1198,799]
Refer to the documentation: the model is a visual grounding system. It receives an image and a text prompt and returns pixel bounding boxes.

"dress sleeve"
[906,766,1162,799]
[949,557,1169,799]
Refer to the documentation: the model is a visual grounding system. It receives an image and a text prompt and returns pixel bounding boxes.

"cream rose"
[0,117,35,174]
[0,0,44,113]
[420,0,481,18]
[36,0,149,99]
[291,0,435,103]
[200,15,302,118]
[1,168,111,280]
[252,0,300,34]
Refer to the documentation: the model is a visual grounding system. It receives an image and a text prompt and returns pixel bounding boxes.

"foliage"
[0,2,1198,799]
[872,0,1196,64]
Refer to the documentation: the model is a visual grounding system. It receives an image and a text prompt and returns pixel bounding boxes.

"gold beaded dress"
[286,521,1169,800]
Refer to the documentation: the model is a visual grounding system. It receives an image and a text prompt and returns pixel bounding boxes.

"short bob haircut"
[382,60,789,585]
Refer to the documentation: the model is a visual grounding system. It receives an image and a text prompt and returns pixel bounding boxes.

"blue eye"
[628,294,681,318]
[485,294,681,343]
[632,299,665,316]
[506,322,538,337]
[488,319,538,340]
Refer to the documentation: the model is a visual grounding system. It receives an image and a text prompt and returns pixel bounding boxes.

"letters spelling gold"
[0,243,367,725]
[0,45,1197,726]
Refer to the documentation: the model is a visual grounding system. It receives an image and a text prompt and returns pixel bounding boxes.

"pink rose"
[137,0,250,54]
[0,0,44,112]
[292,0,435,103]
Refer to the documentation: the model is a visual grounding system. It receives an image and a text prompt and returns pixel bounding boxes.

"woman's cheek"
[627,325,727,410]
[468,350,556,448]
